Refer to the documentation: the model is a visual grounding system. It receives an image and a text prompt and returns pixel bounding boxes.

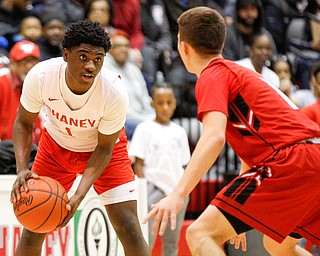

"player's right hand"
[143,193,185,236]
[10,169,39,204]
[229,233,247,251]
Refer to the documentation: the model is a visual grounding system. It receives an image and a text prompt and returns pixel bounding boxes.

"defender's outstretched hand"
[230,233,247,251]
[143,193,186,236]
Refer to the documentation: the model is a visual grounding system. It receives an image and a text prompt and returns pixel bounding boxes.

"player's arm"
[144,111,227,235]
[239,158,250,175]
[75,130,121,200]
[11,104,40,203]
[58,130,121,229]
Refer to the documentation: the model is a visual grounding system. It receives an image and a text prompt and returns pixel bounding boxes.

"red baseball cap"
[9,40,40,61]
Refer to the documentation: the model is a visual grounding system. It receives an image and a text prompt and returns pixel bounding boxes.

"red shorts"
[32,129,135,195]
[212,142,320,246]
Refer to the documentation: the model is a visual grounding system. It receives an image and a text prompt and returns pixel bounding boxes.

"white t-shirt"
[20,57,128,152]
[129,120,191,195]
[235,58,280,88]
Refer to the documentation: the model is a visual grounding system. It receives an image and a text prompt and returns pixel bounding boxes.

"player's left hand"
[229,233,247,251]
[55,194,82,230]
[143,193,185,236]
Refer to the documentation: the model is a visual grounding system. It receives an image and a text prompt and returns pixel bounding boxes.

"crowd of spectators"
[0,1,319,164]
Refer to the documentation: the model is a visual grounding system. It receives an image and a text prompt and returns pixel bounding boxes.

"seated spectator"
[36,14,65,61]
[111,0,144,67]
[12,15,42,44]
[222,0,277,61]
[84,0,118,35]
[261,0,303,54]
[271,54,315,108]
[0,40,43,174]
[0,40,43,144]
[0,0,36,39]
[103,31,155,140]
[235,31,280,87]
[32,0,84,27]
[139,0,172,85]
[292,2,320,90]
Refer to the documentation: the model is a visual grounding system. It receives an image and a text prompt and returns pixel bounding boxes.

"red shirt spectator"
[0,40,43,144]
[111,0,144,50]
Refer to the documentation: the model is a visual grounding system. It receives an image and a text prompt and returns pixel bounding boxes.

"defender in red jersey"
[144,7,320,256]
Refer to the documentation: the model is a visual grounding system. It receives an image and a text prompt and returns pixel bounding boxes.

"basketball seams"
[13,176,69,233]
[15,178,53,218]
[34,180,60,232]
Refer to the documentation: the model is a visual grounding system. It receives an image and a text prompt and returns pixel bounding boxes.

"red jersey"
[196,58,320,166]
[300,100,320,125]
[0,70,21,140]
[0,69,42,144]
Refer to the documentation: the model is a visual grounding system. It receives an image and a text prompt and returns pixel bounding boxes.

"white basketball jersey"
[20,57,128,152]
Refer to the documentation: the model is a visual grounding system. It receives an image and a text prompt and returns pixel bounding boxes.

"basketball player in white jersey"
[10,19,151,256]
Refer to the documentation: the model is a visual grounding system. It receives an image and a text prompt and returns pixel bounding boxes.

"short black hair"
[151,83,174,98]
[62,19,111,53]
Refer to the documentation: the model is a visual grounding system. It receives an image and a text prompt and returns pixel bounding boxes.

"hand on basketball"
[10,169,39,204]
[143,193,185,236]
[55,194,82,230]
[229,233,247,251]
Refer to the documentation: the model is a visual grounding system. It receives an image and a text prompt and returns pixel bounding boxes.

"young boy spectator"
[129,83,190,255]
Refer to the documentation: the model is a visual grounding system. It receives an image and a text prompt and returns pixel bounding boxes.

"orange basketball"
[13,176,69,233]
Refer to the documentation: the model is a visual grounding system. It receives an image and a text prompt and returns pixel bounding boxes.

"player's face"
[152,88,176,125]
[64,43,106,94]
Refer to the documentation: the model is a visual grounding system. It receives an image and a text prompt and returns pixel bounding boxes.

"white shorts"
[99,180,137,205]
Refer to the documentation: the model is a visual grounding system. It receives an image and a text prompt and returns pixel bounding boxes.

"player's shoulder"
[99,66,128,95]
[99,65,120,83]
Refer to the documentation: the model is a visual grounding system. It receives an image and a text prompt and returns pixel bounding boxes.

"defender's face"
[64,43,106,94]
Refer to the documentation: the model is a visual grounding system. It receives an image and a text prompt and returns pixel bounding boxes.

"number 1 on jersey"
[65,127,73,136]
